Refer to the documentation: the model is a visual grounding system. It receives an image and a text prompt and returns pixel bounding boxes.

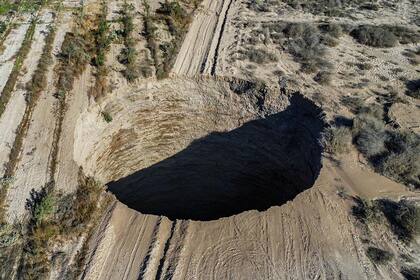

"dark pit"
[107,94,325,221]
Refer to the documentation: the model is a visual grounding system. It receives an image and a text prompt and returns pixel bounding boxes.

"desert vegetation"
[281,0,387,16]
[350,25,420,48]
[323,126,352,155]
[352,197,419,243]
[401,266,420,280]
[89,2,114,99]
[143,0,201,79]
[239,47,277,64]
[101,111,113,123]
[260,21,334,74]
[0,0,44,15]
[117,1,142,81]
[0,24,56,227]
[26,26,55,101]
[326,97,420,190]
[405,79,419,99]
[17,170,109,279]
[366,246,393,264]
[0,19,36,118]
[352,106,420,189]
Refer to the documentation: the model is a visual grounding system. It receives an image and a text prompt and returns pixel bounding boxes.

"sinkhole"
[104,92,325,221]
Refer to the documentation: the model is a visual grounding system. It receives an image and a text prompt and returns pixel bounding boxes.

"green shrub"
[119,1,141,82]
[93,5,113,67]
[26,26,55,102]
[366,247,393,264]
[0,21,6,35]
[101,111,113,123]
[57,32,91,96]
[0,0,15,15]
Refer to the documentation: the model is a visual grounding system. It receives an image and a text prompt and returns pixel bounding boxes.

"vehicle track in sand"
[172,0,234,76]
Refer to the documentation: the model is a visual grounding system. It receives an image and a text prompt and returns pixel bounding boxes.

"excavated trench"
[76,78,325,221]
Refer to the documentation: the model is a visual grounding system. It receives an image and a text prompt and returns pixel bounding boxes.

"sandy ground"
[0,92,26,178]
[5,12,56,221]
[0,23,30,94]
[54,67,92,193]
[172,0,228,76]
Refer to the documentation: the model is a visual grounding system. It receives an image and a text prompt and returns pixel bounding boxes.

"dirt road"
[172,0,233,76]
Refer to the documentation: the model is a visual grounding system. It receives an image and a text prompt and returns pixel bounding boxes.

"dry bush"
[351,196,379,223]
[57,32,91,96]
[0,20,35,118]
[26,26,55,102]
[350,25,397,47]
[282,0,371,16]
[18,170,107,278]
[284,23,329,73]
[366,247,393,264]
[321,23,343,38]
[350,25,420,48]
[247,0,271,12]
[378,130,420,188]
[340,96,363,113]
[119,1,141,82]
[354,115,388,158]
[314,71,332,85]
[401,266,420,280]
[243,47,278,64]
[376,199,420,243]
[352,106,420,188]
[324,126,352,154]
[405,79,420,99]
[321,34,338,47]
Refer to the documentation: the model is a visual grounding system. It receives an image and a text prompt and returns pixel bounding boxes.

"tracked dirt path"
[0,23,29,94]
[3,14,55,221]
[172,0,234,76]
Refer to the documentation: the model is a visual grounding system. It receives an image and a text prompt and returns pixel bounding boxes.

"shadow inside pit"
[107,94,326,221]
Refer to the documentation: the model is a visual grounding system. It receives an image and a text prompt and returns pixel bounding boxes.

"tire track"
[209,0,233,76]
[155,220,177,280]
[172,0,233,76]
